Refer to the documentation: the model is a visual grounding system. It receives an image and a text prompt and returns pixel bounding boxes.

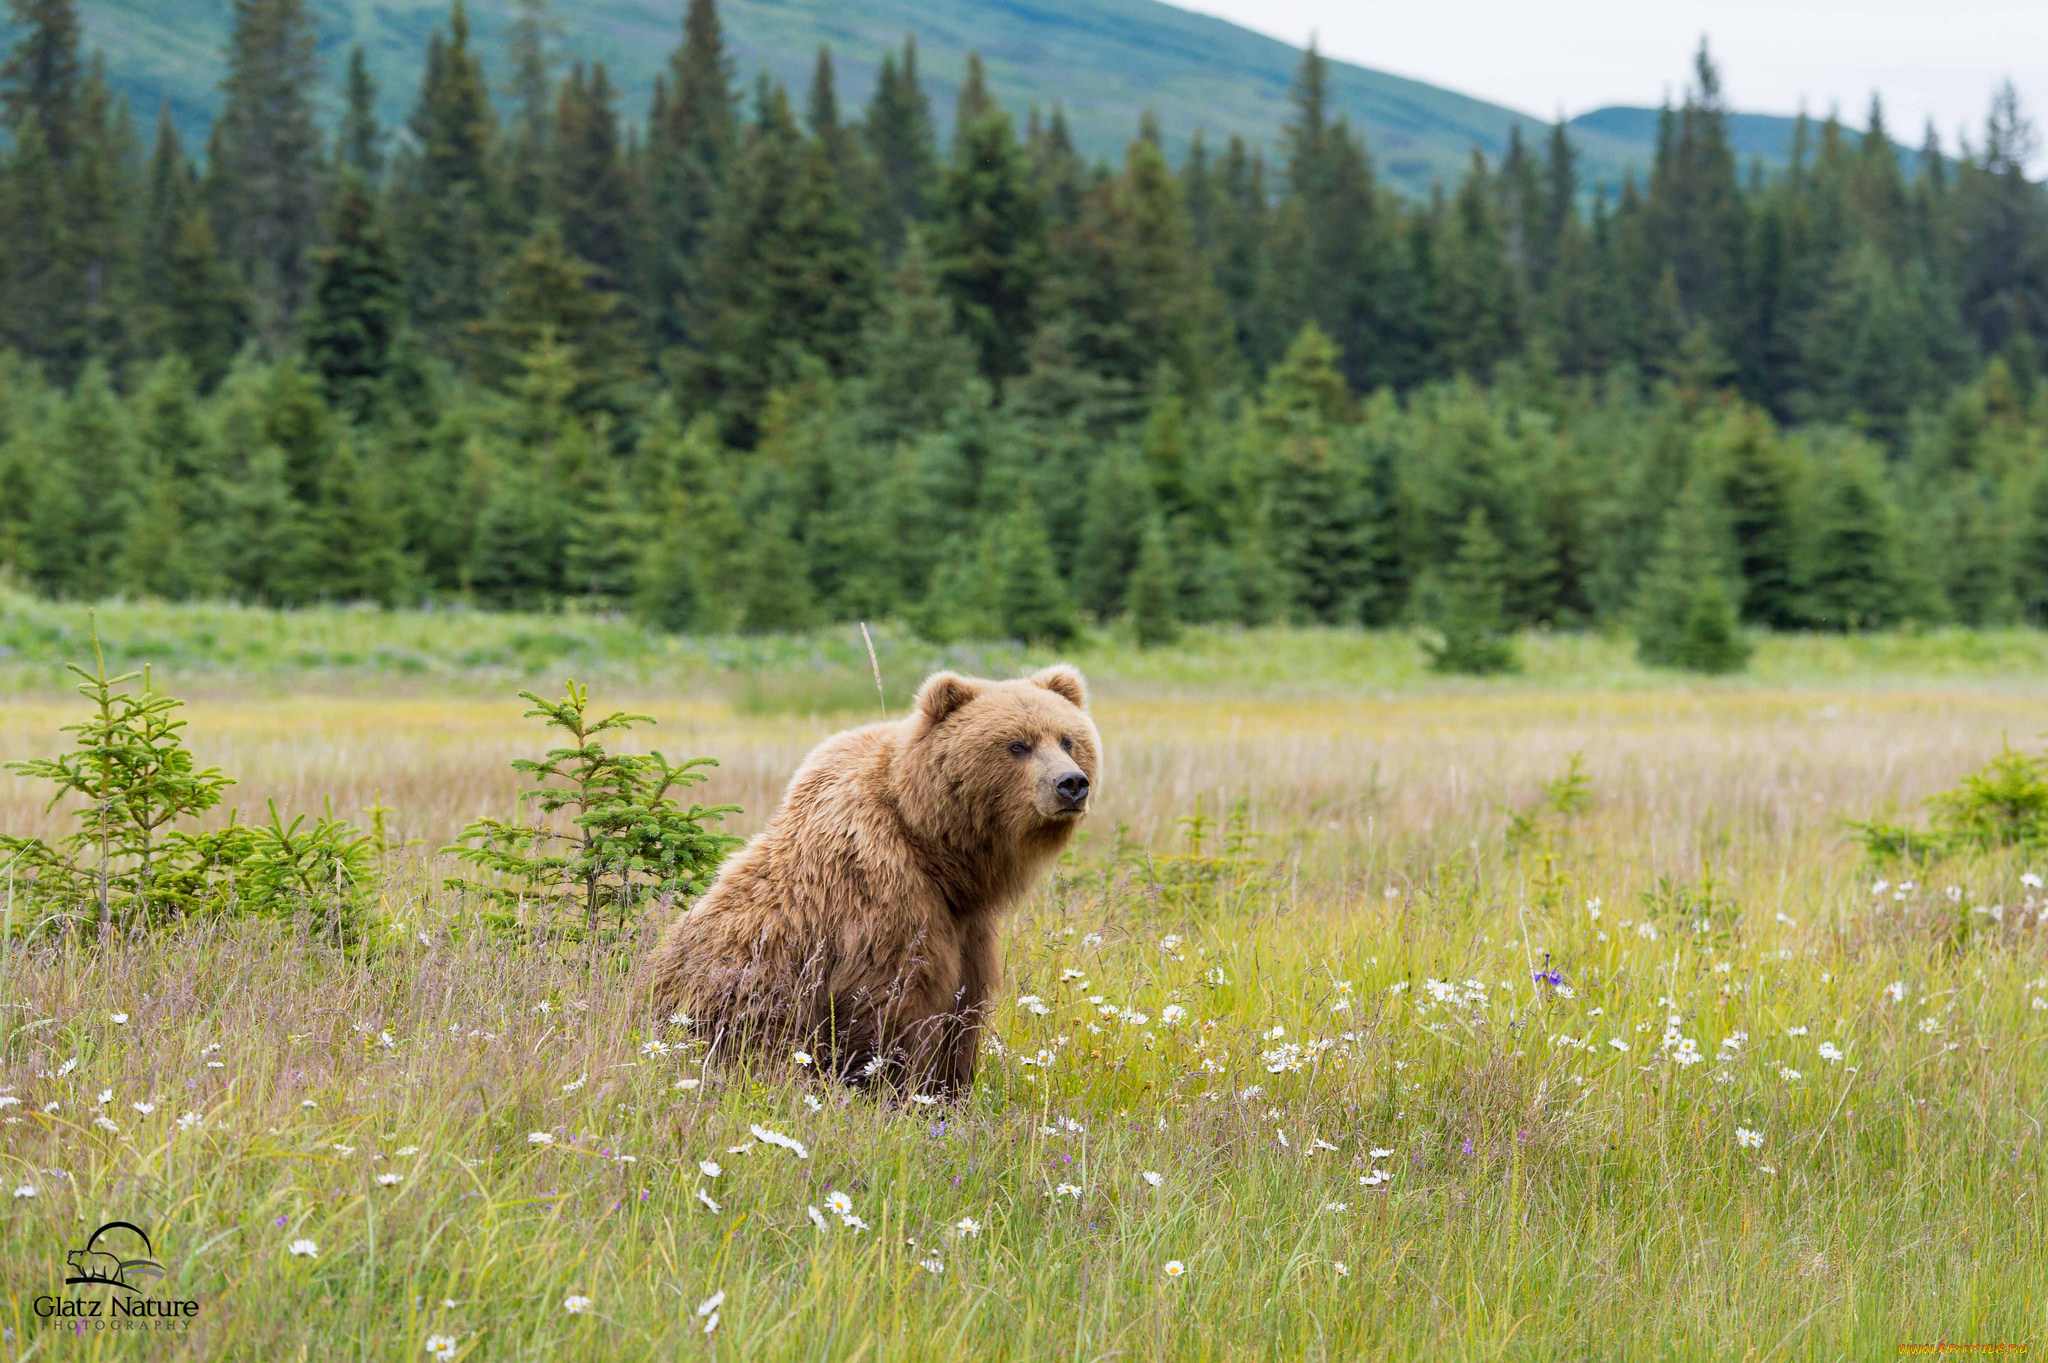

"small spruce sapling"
[2,629,233,932]
[1,625,381,936]
[444,681,741,943]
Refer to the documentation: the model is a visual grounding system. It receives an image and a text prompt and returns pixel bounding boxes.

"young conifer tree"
[1423,507,1520,675]
[1126,517,1182,648]
[1633,487,1751,673]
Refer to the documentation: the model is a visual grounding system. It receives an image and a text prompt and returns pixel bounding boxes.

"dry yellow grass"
[2,615,2046,1358]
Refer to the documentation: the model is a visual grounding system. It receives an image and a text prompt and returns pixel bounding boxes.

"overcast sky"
[1168,0,2048,166]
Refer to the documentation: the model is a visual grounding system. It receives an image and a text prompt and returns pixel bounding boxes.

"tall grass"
[1,600,2046,1357]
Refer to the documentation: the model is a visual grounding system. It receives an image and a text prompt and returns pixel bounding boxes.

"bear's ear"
[914,671,980,724]
[1030,663,1087,710]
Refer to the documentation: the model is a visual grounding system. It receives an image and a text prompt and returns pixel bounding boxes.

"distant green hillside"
[67,0,1671,197]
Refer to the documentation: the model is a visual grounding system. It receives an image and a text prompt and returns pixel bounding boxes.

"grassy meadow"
[2,594,2047,1358]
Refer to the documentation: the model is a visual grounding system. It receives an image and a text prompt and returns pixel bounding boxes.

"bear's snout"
[1054,771,1090,810]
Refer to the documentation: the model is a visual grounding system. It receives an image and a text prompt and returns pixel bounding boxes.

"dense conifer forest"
[4,0,2048,642]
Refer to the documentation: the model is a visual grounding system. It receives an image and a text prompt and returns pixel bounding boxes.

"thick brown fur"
[644,664,1100,1095]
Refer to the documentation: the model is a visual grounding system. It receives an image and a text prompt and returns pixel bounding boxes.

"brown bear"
[645,664,1099,1095]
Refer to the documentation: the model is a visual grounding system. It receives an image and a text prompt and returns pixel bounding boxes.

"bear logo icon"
[63,1222,165,1292]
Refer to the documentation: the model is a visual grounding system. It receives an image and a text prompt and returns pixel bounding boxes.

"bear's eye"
[1059,735,1073,754]
[1007,739,1032,758]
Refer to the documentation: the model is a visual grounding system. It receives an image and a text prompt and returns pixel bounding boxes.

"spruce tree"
[293,437,416,606]
[1,0,81,161]
[1072,445,1155,616]
[1210,136,1277,369]
[1633,488,1750,673]
[391,1,499,348]
[1640,42,1745,337]
[138,102,243,381]
[1539,121,1578,288]
[501,0,557,220]
[1437,151,1523,377]
[119,463,196,601]
[1047,134,1226,402]
[1269,44,1412,391]
[1268,428,1379,626]
[1673,573,1749,672]
[1423,508,1520,675]
[912,528,1001,644]
[562,451,643,602]
[934,72,1045,386]
[66,59,132,364]
[1125,516,1181,648]
[1257,324,1382,625]
[303,177,407,420]
[154,213,251,388]
[864,37,937,255]
[212,435,298,604]
[123,355,217,597]
[646,0,736,351]
[0,0,91,375]
[1030,105,1087,231]
[1952,83,2048,360]
[24,361,137,597]
[210,0,325,346]
[1709,409,1803,627]
[468,224,637,416]
[2017,472,2048,625]
[1941,483,2016,626]
[553,60,637,296]
[1804,444,1904,629]
[338,45,384,181]
[993,496,1076,643]
[734,497,814,632]
[687,83,876,444]
[805,46,840,147]
[857,229,979,439]
[468,463,561,610]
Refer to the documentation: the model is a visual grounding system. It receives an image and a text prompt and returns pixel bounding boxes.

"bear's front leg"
[938,916,1000,1097]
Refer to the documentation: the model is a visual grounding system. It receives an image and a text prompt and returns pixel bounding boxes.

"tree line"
[2,0,2047,645]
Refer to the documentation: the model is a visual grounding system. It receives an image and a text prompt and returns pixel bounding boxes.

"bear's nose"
[1055,772,1089,807]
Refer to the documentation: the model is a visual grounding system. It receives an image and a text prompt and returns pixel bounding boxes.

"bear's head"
[894,664,1101,855]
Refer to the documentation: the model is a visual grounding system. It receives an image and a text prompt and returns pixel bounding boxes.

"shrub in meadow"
[1,632,377,937]
[1853,742,2048,861]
